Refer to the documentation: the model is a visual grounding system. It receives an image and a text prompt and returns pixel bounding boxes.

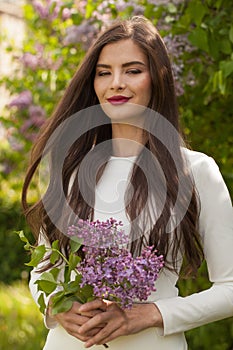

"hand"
[78,301,163,348]
[52,300,107,342]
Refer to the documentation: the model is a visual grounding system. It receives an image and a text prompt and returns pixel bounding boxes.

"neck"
[111,123,147,157]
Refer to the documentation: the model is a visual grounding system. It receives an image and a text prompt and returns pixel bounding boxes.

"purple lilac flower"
[32,0,62,21]
[131,4,145,16]
[75,0,87,16]
[21,53,40,70]
[79,245,164,308]
[21,47,63,71]
[8,90,32,109]
[67,218,128,249]
[64,22,97,48]
[62,7,72,20]
[20,105,46,139]
[29,105,46,128]
[163,34,196,95]
[67,219,164,308]
[115,0,128,12]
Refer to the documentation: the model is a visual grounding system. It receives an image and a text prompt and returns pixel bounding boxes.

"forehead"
[97,39,148,64]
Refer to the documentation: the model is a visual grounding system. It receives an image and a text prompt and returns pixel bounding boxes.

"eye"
[97,71,111,77]
[126,69,142,74]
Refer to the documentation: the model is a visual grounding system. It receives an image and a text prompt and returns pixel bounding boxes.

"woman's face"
[94,39,152,123]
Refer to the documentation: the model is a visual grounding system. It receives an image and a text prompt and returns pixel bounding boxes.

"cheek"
[93,80,99,97]
[137,76,152,102]
[94,80,107,102]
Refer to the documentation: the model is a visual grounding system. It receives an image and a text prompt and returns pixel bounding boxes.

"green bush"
[0,282,47,350]
[0,200,33,283]
[178,263,233,349]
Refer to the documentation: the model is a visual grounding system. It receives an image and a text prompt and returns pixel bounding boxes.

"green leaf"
[35,271,58,294]
[187,0,207,26]
[38,293,46,314]
[16,230,29,243]
[229,25,233,44]
[212,70,225,95]
[220,39,232,55]
[40,271,57,283]
[26,245,46,267]
[36,280,57,295]
[52,240,59,250]
[50,250,60,264]
[51,291,65,311]
[68,252,81,271]
[188,27,209,52]
[51,295,77,315]
[50,241,60,264]
[70,238,82,253]
[15,230,32,251]
[219,60,233,78]
[49,267,60,281]
[79,284,94,300]
[63,278,81,294]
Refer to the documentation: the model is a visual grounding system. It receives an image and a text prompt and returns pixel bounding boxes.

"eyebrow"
[96,61,146,68]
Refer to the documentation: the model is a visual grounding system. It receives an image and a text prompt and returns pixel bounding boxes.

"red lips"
[107,95,131,105]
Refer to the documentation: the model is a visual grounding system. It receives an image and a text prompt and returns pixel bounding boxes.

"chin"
[100,102,147,126]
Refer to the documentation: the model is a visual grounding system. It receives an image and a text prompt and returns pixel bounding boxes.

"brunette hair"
[22,16,203,276]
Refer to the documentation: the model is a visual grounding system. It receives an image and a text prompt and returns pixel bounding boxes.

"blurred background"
[0,0,232,349]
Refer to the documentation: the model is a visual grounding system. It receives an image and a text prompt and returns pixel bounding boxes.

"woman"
[22,16,233,349]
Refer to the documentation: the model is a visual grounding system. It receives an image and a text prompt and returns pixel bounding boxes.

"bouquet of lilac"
[17,218,164,317]
[67,218,164,309]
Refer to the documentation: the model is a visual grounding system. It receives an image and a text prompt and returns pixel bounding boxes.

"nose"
[110,72,126,91]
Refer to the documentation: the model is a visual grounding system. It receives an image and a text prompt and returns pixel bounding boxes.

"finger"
[79,299,107,313]
[68,326,103,339]
[84,324,119,348]
[78,312,108,335]
[95,328,124,345]
[80,308,105,318]
[55,313,90,327]
[70,301,82,312]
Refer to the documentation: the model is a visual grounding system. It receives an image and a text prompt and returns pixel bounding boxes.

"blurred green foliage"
[0,199,32,284]
[0,282,47,349]
[0,0,232,349]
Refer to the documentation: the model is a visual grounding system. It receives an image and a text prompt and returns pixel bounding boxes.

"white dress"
[30,148,233,350]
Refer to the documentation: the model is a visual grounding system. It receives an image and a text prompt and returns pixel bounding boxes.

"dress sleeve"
[29,232,62,329]
[155,155,233,336]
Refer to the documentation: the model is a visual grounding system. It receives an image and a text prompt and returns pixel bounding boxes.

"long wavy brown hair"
[22,16,203,276]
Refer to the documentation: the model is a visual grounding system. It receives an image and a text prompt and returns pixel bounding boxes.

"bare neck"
[111,123,146,157]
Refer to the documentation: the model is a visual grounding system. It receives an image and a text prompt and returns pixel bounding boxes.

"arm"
[155,155,233,335]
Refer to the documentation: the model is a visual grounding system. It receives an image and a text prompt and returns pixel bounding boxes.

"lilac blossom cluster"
[163,34,196,95]
[8,90,46,141]
[32,0,64,21]
[64,21,98,49]
[147,0,184,5]
[21,44,63,71]
[67,219,164,308]
[67,218,128,249]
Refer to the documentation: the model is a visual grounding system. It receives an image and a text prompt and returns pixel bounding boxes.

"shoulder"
[181,147,225,191]
[181,147,219,178]
[181,148,231,203]
[181,147,215,168]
